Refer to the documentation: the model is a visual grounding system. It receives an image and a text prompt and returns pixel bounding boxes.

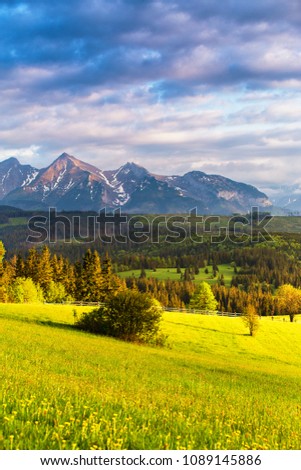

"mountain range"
[0,153,272,214]
[261,184,301,214]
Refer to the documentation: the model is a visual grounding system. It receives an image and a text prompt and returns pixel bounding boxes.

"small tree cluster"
[8,277,44,303]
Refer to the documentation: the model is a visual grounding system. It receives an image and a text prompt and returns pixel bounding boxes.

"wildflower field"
[1,303,301,450]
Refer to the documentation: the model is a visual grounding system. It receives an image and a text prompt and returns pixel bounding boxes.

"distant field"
[0,217,28,228]
[267,216,301,233]
[1,303,301,450]
[3,212,301,236]
[118,264,235,286]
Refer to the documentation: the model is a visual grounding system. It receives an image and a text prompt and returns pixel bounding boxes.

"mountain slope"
[0,157,38,199]
[163,171,271,214]
[3,153,110,210]
[103,162,150,207]
[123,175,199,213]
[263,184,301,214]
[1,153,272,214]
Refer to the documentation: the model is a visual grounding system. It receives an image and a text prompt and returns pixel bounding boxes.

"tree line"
[0,243,125,303]
[1,239,301,319]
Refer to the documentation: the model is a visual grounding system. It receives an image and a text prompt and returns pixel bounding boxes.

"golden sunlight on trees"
[276,284,301,322]
[242,304,260,337]
[189,281,218,311]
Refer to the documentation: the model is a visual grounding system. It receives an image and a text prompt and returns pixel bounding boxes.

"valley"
[1,304,301,450]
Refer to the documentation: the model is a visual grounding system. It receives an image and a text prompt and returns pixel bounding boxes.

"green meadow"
[118,264,234,286]
[0,217,28,228]
[1,303,301,450]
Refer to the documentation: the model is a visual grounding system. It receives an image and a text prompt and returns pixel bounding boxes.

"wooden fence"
[163,307,242,317]
[58,301,242,317]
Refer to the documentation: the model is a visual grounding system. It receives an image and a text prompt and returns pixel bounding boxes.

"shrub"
[76,290,164,343]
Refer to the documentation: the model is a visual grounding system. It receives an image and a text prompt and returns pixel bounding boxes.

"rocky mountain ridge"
[0,153,272,214]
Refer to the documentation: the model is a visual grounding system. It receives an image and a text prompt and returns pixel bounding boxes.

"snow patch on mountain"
[0,153,273,214]
[21,170,39,187]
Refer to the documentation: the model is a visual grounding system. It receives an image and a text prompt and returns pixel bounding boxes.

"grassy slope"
[118,264,234,286]
[1,304,301,450]
[0,217,28,228]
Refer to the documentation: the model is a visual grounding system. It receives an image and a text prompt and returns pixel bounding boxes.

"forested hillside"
[0,227,301,315]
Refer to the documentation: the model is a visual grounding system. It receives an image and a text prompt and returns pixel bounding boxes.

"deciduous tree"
[242,304,260,336]
[276,284,301,322]
[189,281,218,312]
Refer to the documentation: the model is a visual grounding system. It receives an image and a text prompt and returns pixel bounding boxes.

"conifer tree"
[37,245,53,291]
[15,254,26,278]
[52,254,65,284]
[90,250,104,301]
[0,242,7,301]
[139,268,147,279]
[25,248,39,282]
[64,263,77,298]
[80,249,95,300]
[100,253,123,300]
[0,240,5,266]
[79,249,104,301]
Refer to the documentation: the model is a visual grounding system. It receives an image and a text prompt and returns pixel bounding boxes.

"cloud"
[0,0,301,188]
[1,0,300,94]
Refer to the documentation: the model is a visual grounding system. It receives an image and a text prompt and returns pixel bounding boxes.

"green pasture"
[0,217,28,228]
[118,264,235,286]
[1,303,301,450]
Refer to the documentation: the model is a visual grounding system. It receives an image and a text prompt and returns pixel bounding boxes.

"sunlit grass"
[1,304,301,449]
[0,303,94,325]
[117,264,234,286]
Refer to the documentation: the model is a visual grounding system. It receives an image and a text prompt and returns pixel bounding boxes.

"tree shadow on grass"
[166,319,246,336]
[37,320,78,332]
[1,312,78,333]
[198,326,248,336]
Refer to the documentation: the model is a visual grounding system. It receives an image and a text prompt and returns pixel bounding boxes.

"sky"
[0,0,301,192]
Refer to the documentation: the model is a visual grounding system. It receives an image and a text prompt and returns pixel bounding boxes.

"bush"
[76,290,164,343]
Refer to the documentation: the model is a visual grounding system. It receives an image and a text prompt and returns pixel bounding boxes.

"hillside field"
[1,303,301,450]
[117,264,234,286]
